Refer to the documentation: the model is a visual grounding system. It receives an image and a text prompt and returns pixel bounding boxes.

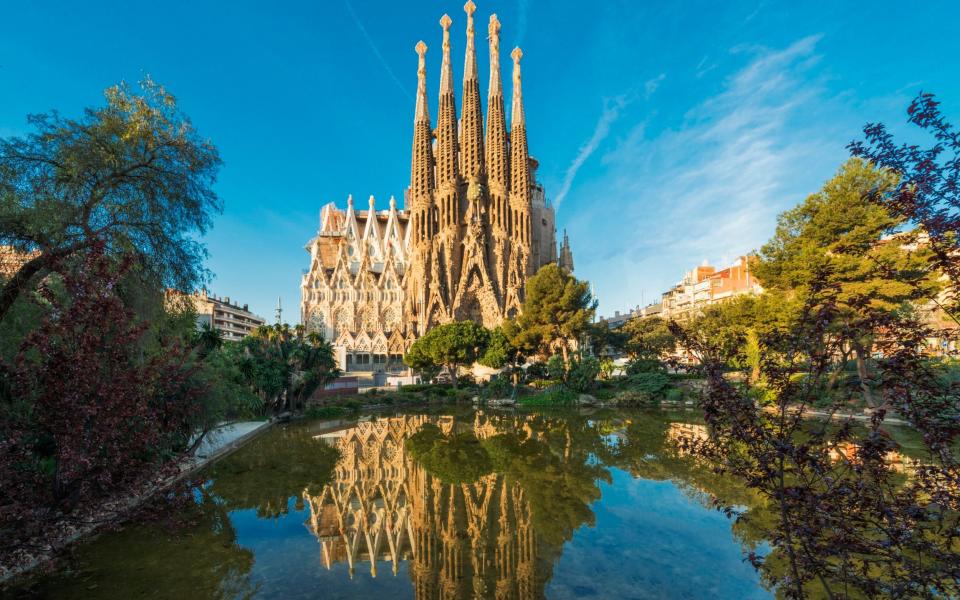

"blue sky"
[2,1,959,321]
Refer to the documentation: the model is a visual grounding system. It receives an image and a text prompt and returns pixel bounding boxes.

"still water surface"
[11,408,775,599]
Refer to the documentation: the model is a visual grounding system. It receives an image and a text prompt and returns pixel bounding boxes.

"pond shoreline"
[0,420,274,587]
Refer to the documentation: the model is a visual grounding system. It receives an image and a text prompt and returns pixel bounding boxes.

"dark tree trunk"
[449,364,458,389]
[0,245,84,322]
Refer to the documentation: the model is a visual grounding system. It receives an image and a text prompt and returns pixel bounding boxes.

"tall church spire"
[459,0,484,180]
[410,41,434,242]
[485,14,508,230]
[436,14,460,231]
[509,47,530,245]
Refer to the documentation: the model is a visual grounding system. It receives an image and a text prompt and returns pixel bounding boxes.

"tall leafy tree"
[0,78,222,322]
[403,321,489,388]
[754,158,938,406]
[620,316,676,360]
[509,264,596,363]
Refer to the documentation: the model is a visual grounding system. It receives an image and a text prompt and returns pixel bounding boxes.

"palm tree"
[194,322,224,356]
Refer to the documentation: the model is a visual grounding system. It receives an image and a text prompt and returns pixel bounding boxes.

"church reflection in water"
[302,414,553,599]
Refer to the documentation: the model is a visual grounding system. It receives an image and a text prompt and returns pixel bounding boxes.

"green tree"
[193,322,225,357]
[754,158,939,406]
[509,263,596,364]
[0,78,222,323]
[620,316,676,360]
[403,341,442,383]
[477,326,516,369]
[586,320,628,358]
[403,320,489,388]
[232,324,340,413]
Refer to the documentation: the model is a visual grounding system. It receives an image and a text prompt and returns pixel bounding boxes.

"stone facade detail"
[300,3,572,369]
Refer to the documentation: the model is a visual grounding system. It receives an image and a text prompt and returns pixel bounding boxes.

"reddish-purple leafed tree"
[0,244,199,540]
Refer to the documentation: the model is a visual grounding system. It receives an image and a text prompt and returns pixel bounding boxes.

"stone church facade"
[300,2,574,370]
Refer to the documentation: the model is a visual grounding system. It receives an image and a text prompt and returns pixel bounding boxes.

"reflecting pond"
[9,408,779,599]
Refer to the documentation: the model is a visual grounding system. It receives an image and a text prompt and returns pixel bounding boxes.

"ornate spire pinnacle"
[488,14,502,96]
[410,41,435,204]
[414,41,429,123]
[510,47,525,128]
[460,0,484,179]
[435,13,459,189]
[439,14,453,95]
[509,47,529,197]
[463,1,478,81]
[509,46,530,248]
[485,13,509,234]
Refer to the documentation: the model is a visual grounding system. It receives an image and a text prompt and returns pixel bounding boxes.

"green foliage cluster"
[507,264,596,362]
[228,323,340,414]
[620,316,677,359]
[483,375,515,399]
[0,78,222,323]
[519,386,578,406]
[565,355,601,393]
[304,405,349,419]
[405,424,493,484]
[404,321,488,387]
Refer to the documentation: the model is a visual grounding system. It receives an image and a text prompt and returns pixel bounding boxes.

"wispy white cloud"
[554,73,667,210]
[343,1,413,102]
[695,55,717,78]
[553,95,629,209]
[567,34,852,315]
[644,73,666,98]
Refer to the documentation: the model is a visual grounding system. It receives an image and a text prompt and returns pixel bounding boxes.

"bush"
[594,389,615,401]
[400,383,452,395]
[528,378,559,389]
[305,405,347,419]
[626,371,673,396]
[519,385,578,406]
[546,355,566,381]
[626,358,666,375]
[566,356,601,393]
[524,361,549,382]
[665,388,684,402]
[484,376,514,399]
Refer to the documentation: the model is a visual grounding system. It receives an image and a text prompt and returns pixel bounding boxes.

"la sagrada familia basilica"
[300,2,573,369]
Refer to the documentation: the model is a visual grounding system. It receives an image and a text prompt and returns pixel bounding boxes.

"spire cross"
[415,40,427,57]
[440,13,452,32]
[464,0,476,17]
[511,47,523,64]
